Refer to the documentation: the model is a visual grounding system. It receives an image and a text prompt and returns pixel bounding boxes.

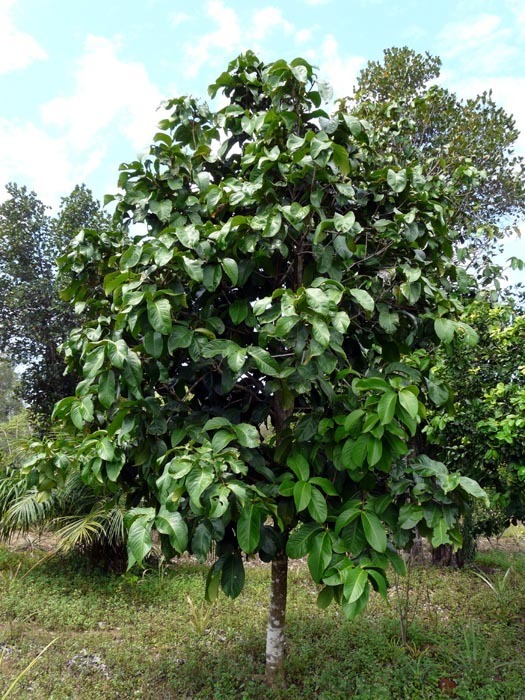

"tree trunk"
[265,550,288,688]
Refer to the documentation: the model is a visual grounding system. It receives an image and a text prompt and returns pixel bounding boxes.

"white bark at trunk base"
[265,551,288,687]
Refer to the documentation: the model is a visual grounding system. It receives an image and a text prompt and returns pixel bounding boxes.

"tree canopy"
[29,52,488,684]
[351,46,525,287]
[0,184,110,428]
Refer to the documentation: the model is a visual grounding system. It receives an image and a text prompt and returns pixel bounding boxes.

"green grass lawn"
[1,542,524,700]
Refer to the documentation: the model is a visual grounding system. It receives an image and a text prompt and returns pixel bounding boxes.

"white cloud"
[304,0,331,5]
[0,119,72,206]
[252,7,294,41]
[318,34,364,99]
[184,1,242,78]
[170,11,191,27]
[0,34,166,206]
[0,0,47,74]
[439,14,517,72]
[41,35,164,152]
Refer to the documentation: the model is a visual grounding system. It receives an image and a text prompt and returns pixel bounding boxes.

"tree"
[351,47,525,287]
[30,53,486,686]
[0,184,110,429]
[427,298,525,534]
[0,358,22,423]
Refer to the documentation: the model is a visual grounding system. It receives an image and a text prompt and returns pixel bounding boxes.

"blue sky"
[1,0,524,277]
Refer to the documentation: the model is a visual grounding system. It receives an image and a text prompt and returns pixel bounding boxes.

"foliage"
[28,53,488,679]
[0,360,22,424]
[427,298,525,528]
[351,47,525,286]
[0,184,110,429]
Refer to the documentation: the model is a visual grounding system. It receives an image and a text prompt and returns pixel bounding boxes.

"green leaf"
[155,507,188,554]
[287,453,310,481]
[309,477,338,496]
[192,521,213,563]
[426,378,449,406]
[385,548,406,576]
[367,437,383,466]
[332,144,350,176]
[361,511,387,553]
[237,503,263,553]
[248,347,282,377]
[343,567,369,604]
[335,507,360,535]
[229,299,249,324]
[378,310,399,333]
[147,298,172,334]
[182,256,204,282]
[312,320,330,348]
[398,389,419,419]
[96,437,115,462]
[334,211,356,233]
[107,340,128,368]
[294,481,312,512]
[221,551,245,598]
[98,370,116,409]
[286,522,323,559]
[308,487,328,523]
[143,331,163,358]
[149,199,172,221]
[168,325,194,351]
[234,423,260,448]
[202,264,222,291]
[377,391,397,425]
[434,318,456,343]
[317,586,335,610]
[387,168,407,193]
[227,347,247,373]
[222,258,239,285]
[106,459,123,481]
[431,518,451,548]
[399,503,424,529]
[349,288,374,313]
[211,429,235,452]
[458,476,487,500]
[127,516,154,565]
[186,466,214,508]
[205,562,221,603]
[305,288,330,315]
[308,531,333,583]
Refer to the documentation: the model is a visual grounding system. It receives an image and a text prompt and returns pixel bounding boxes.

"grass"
[0,543,524,699]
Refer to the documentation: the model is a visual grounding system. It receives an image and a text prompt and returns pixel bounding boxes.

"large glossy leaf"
[221,551,245,598]
[377,391,397,425]
[286,522,323,559]
[293,480,312,512]
[237,503,263,553]
[343,567,369,604]
[307,531,333,583]
[308,486,328,523]
[155,507,188,554]
[361,511,387,552]
[127,516,154,566]
[186,466,214,508]
[147,298,172,334]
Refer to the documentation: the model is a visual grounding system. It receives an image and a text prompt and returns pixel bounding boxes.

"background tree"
[0,184,110,429]
[31,53,486,686]
[427,297,525,546]
[0,358,23,423]
[351,47,525,287]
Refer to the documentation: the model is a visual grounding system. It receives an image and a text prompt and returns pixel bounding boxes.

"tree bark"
[265,550,288,688]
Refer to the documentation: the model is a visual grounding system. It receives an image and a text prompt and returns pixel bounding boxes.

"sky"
[1,0,524,278]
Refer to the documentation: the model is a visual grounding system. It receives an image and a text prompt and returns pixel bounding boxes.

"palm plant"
[0,416,128,570]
